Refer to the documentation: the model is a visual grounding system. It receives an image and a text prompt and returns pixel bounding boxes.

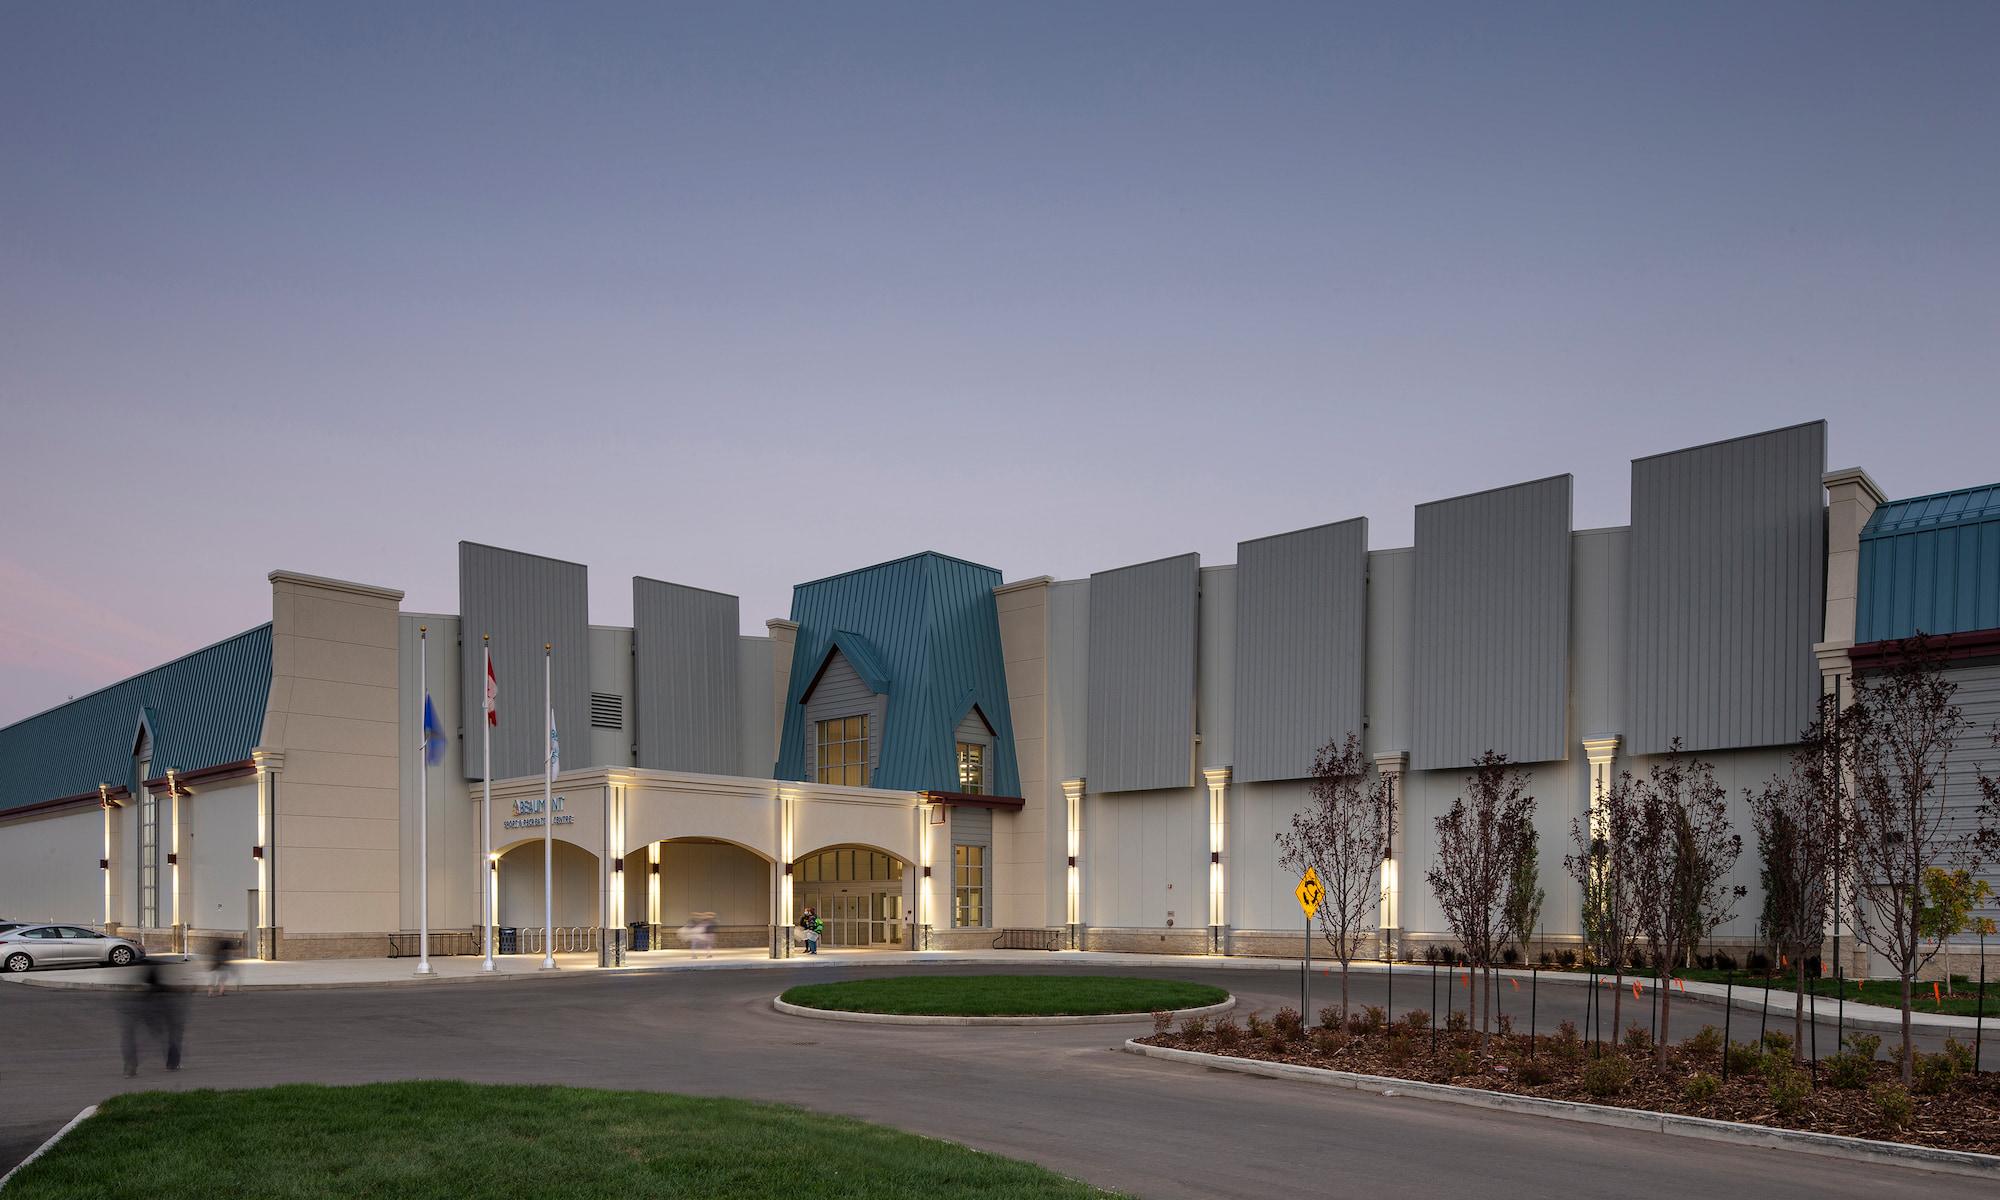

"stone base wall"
[1078,927,1212,956]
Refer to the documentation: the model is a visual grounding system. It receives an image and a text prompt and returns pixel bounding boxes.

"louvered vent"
[590,692,624,730]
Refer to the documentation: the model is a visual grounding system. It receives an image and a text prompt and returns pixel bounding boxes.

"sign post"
[1295,868,1323,1022]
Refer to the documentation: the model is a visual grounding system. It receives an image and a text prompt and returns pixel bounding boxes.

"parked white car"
[0,924,147,971]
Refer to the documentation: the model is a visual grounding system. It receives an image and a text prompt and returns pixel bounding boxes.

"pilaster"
[1201,766,1231,954]
[1062,777,1086,947]
[1373,751,1407,960]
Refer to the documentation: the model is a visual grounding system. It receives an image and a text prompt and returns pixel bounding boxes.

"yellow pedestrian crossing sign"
[1295,868,1324,918]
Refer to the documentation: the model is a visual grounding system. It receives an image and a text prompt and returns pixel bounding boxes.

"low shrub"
[1495,1012,1514,1038]
[1761,1029,1793,1054]
[1245,1010,1269,1039]
[1539,951,1554,967]
[1446,1010,1469,1033]
[1517,1061,1552,1086]
[1747,952,1771,972]
[1684,1073,1720,1104]
[1913,1051,1960,1096]
[1361,1006,1387,1034]
[1273,1006,1303,1040]
[1842,1032,1881,1060]
[1582,1054,1633,1097]
[1179,1014,1209,1038]
[1213,1015,1241,1049]
[1265,1033,1287,1054]
[1825,1053,1872,1089]
[1502,947,1520,964]
[1385,1033,1414,1065]
[1725,1040,1765,1076]
[1313,1028,1345,1056]
[1152,1009,1174,1036]
[1873,1083,1913,1130]
[1447,1049,1476,1077]
[1623,1023,1653,1052]
[1942,1037,1977,1074]
[1402,1009,1431,1031]
[1556,948,1578,969]
[1318,1005,1343,1031]
[1767,1059,1811,1116]
[1712,951,1738,971]
[1681,1025,1722,1057]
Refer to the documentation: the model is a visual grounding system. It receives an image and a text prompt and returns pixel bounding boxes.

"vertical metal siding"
[950,804,992,845]
[1627,421,1826,756]
[1412,475,1573,770]
[1233,518,1368,783]
[1086,553,1200,792]
[632,577,743,775]
[457,542,590,781]
[1856,484,2000,643]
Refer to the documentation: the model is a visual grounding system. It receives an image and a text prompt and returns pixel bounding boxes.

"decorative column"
[252,748,283,959]
[1581,736,1621,839]
[1374,752,1407,961]
[1815,467,1882,980]
[1201,767,1231,955]
[1062,778,1086,950]
[167,768,185,958]
[775,788,797,958]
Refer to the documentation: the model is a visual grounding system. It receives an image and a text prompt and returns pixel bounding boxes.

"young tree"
[1627,743,1744,1067]
[1750,694,1845,1062]
[1566,770,1644,1046]
[1504,818,1546,961]
[1427,751,1535,1056]
[1275,733,1393,1019]
[1841,635,2000,1084]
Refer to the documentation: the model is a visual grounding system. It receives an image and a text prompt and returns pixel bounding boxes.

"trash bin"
[629,922,648,952]
[498,927,518,955]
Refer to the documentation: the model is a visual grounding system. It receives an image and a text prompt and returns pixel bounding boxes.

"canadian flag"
[483,654,499,726]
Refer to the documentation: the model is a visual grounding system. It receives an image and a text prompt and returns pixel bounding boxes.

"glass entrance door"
[796,847,906,948]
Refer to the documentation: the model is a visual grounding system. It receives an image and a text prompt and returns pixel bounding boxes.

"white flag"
[548,706,560,774]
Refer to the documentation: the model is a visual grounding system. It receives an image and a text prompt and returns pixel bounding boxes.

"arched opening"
[629,837,772,951]
[795,845,908,948]
[496,839,600,929]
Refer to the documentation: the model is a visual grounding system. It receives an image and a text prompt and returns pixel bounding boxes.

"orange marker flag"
[1935,982,1943,1006]
[1511,978,1519,992]
[1461,972,1470,988]
[1677,978,1686,994]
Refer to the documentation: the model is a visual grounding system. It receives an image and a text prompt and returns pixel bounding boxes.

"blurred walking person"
[121,961,184,1076]
[207,936,238,997]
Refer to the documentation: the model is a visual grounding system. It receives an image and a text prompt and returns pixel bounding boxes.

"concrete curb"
[0,1104,97,1192]
[773,994,1235,1026]
[1122,1040,2000,1181]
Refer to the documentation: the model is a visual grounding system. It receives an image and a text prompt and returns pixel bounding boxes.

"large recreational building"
[3,420,1996,971]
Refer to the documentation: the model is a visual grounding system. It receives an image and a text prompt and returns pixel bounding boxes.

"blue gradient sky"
[3,3,1996,725]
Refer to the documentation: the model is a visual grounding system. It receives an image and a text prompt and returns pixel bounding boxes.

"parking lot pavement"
[0,958,1973,1197]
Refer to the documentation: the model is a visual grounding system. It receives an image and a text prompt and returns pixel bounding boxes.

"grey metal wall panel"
[1627,421,1825,756]
[1413,476,1573,770]
[1234,518,1368,782]
[458,543,590,781]
[633,578,742,775]
[1086,553,1200,793]
[950,804,992,846]
[737,636,775,778]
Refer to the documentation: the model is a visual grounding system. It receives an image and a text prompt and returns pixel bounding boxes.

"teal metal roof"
[1857,483,2000,642]
[0,624,273,812]
[776,552,1021,797]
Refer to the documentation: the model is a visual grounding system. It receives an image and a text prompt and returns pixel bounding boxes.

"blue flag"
[423,693,447,766]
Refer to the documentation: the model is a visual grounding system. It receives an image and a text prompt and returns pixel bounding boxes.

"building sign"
[505,796,573,829]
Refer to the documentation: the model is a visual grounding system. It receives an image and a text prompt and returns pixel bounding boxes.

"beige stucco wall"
[259,570,405,936]
[0,804,105,924]
[185,779,258,937]
[994,577,1052,929]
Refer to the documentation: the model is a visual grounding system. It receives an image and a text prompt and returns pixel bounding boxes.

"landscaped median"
[776,975,1232,1025]
[1128,1004,2000,1175]
[0,1082,1120,1199]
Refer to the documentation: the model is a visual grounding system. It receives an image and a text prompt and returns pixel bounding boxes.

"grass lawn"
[779,974,1226,1017]
[3,1082,1118,1199]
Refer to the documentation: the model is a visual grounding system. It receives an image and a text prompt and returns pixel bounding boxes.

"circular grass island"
[778,974,1229,1019]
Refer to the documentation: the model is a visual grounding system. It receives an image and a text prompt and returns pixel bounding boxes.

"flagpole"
[416,627,433,976]
[481,637,495,971]
[542,644,556,970]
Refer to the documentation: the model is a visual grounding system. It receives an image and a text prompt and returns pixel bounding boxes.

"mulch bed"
[1136,1010,2000,1156]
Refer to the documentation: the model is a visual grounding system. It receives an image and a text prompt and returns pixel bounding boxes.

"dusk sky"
[3,3,1996,727]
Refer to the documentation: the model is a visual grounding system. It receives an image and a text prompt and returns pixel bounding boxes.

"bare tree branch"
[1276,733,1393,1018]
